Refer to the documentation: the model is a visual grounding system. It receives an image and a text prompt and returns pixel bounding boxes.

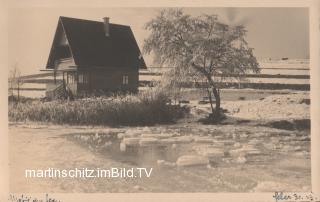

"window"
[84,74,89,84]
[78,73,84,83]
[122,75,129,85]
[78,73,89,84]
[67,73,75,84]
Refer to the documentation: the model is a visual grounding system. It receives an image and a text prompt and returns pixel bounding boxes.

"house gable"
[46,16,147,70]
[46,19,76,70]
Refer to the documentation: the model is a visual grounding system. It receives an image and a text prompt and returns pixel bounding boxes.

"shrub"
[8,89,188,126]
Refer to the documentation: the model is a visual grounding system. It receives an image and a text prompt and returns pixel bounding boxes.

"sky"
[8,7,309,75]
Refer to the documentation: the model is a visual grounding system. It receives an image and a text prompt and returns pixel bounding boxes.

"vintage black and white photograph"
[7,6,313,194]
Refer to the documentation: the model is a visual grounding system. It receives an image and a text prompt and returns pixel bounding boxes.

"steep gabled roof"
[46,16,146,69]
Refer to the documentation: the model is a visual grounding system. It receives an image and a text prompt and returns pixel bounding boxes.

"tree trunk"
[17,83,20,103]
[212,87,220,111]
[204,76,222,119]
[212,87,221,117]
[206,86,214,114]
[191,62,224,121]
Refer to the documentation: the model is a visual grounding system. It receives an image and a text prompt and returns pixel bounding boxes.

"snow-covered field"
[15,59,309,98]
[141,59,310,84]
[9,90,311,192]
[140,75,310,84]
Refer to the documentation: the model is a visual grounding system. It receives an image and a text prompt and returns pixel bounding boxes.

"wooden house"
[45,16,146,98]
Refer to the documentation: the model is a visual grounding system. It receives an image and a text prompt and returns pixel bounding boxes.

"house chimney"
[103,17,110,37]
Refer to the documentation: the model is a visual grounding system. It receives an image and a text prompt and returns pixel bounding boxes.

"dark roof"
[47,16,146,69]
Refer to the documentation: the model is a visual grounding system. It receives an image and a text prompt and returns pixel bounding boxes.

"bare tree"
[143,9,260,121]
[8,63,24,102]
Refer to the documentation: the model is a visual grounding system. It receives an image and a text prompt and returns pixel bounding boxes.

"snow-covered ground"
[224,92,310,120]
[9,91,311,192]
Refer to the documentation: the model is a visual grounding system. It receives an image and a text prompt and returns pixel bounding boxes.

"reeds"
[8,89,187,126]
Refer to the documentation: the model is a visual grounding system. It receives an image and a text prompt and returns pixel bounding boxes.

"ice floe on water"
[66,126,310,171]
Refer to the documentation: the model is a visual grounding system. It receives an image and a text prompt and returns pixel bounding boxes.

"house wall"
[46,68,139,98]
[77,68,139,95]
